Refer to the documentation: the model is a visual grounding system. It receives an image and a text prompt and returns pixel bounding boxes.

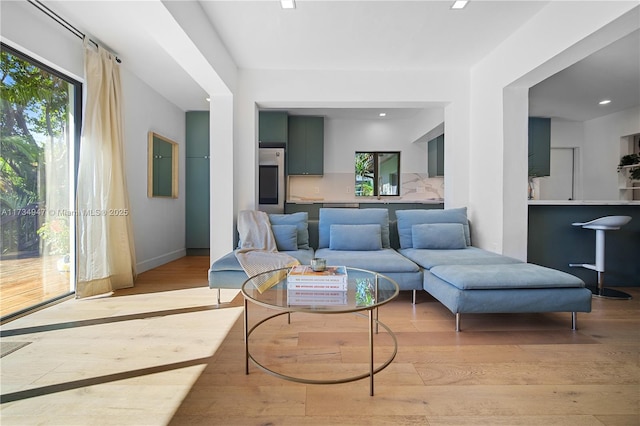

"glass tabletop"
[241,266,399,313]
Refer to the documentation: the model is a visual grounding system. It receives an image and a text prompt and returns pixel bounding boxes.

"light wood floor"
[1,256,638,425]
[0,256,72,318]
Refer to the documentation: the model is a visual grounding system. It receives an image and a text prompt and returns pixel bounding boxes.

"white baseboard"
[136,249,187,274]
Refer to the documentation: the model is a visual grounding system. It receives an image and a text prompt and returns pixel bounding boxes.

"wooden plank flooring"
[168,257,640,425]
[0,256,637,425]
[0,256,71,318]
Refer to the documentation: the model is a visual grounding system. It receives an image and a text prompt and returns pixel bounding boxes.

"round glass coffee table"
[241,266,399,396]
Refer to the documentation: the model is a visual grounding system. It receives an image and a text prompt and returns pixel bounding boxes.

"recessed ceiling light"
[599,99,611,105]
[206,97,211,102]
[451,1,469,10]
[281,0,296,9]
[379,113,387,117]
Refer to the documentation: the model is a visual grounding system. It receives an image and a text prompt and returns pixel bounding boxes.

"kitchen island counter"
[529,200,639,206]
[528,202,639,289]
[287,198,444,204]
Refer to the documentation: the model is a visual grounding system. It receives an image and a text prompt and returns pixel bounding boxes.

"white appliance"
[258,148,285,213]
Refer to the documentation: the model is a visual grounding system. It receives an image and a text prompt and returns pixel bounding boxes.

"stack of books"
[286,265,348,291]
[287,289,348,305]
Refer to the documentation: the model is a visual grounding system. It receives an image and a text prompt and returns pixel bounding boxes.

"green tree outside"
[1,47,71,256]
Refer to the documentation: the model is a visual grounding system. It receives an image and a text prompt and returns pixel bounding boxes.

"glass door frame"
[1,42,82,321]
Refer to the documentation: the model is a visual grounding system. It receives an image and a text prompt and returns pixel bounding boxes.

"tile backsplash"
[288,173,444,202]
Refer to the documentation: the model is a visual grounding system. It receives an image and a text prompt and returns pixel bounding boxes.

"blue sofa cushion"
[430,263,586,290]
[318,208,390,249]
[269,212,309,250]
[330,224,382,251]
[314,248,420,273]
[271,224,298,251]
[399,247,522,270]
[396,208,471,249]
[412,223,466,249]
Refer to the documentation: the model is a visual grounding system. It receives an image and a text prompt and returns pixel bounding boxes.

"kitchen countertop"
[287,198,444,204]
[528,200,640,206]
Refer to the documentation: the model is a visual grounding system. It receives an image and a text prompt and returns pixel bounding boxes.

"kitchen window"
[355,151,400,197]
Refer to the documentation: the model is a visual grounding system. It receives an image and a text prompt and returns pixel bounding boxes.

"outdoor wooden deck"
[0,255,71,318]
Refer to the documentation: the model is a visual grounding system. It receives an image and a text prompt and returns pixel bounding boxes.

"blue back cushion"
[396,208,471,249]
[269,212,309,250]
[329,224,382,251]
[271,224,298,251]
[412,223,466,249]
[318,208,390,249]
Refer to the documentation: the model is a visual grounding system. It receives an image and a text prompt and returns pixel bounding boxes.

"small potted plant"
[618,153,640,170]
[617,153,640,183]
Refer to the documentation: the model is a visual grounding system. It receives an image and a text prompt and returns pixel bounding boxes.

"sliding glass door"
[1,43,81,319]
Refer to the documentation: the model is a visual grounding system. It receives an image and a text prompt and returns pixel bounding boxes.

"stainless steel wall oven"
[258,148,285,213]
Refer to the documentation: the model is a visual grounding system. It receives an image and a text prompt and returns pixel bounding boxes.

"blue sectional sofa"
[208,207,592,331]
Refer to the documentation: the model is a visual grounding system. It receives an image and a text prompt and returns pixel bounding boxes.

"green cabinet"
[152,138,174,196]
[528,117,551,177]
[186,111,210,249]
[288,116,324,175]
[428,134,444,177]
[259,111,288,145]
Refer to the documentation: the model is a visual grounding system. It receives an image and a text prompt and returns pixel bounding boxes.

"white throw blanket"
[235,210,299,292]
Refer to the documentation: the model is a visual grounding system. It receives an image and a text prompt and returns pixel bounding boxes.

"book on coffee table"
[287,265,348,290]
[287,289,348,305]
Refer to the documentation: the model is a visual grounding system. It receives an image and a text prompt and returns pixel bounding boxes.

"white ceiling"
[199,0,547,70]
[41,1,638,121]
[529,29,640,122]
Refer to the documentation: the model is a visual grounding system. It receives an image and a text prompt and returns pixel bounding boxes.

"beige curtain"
[76,40,136,298]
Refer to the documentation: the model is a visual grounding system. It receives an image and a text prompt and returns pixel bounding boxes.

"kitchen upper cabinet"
[259,111,288,145]
[186,111,210,250]
[288,116,324,175]
[428,134,444,178]
[528,117,551,177]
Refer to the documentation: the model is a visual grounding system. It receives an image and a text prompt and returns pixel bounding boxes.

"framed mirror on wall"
[148,132,178,198]
[355,151,400,197]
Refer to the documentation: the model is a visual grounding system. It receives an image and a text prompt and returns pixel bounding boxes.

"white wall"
[324,115,431,174]
[1,0,187,273]
[539,107,640,202]
[470,1,638,260]
[1,1,83,80]
[583,106,640,199]
[551,120,585,150]
[121,71,186,273]
[547,119,585,200]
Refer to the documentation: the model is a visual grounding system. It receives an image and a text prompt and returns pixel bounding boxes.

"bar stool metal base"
[569,216,633,302]
[587,286,633,300]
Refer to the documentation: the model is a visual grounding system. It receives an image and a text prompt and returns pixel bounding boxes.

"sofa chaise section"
[396,208,592,331]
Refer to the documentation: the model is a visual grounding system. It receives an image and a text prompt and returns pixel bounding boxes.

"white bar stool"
[569,215,632,299]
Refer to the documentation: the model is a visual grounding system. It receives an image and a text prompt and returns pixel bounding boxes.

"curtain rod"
[27,0,122,63]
